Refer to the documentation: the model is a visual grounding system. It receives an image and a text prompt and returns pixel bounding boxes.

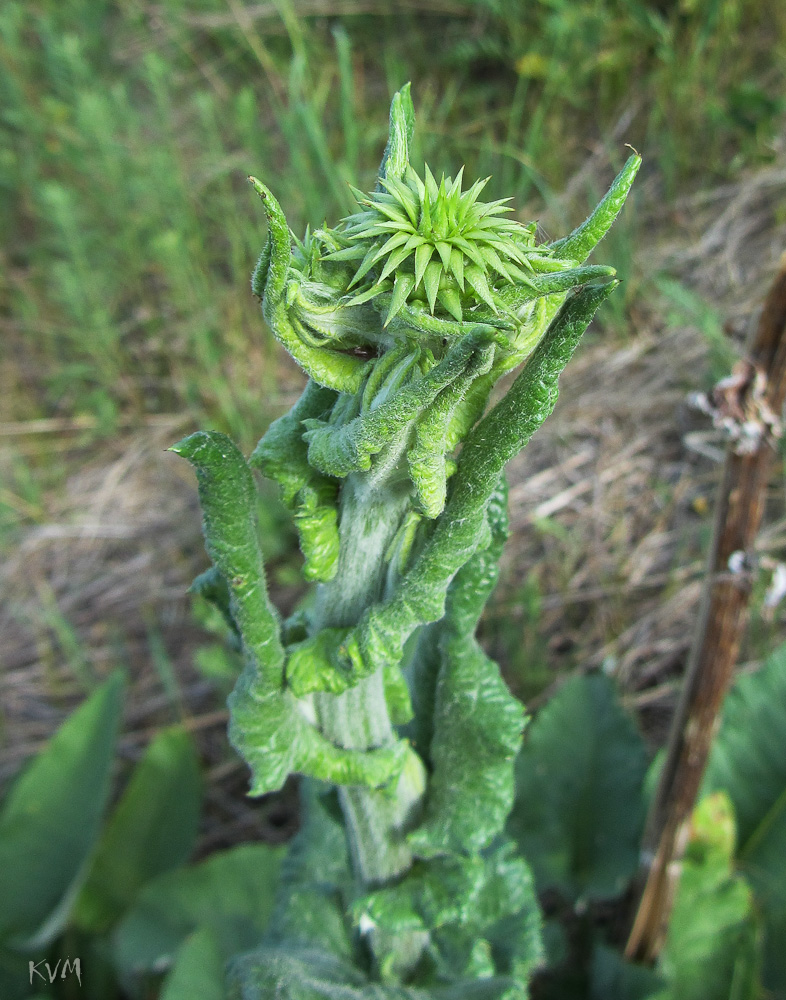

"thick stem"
[312,469,424,886]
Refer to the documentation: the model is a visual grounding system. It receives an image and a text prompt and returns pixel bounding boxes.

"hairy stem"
[312,469,423,885]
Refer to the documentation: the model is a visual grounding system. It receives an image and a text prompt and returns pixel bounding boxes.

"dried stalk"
[626,254,786,961]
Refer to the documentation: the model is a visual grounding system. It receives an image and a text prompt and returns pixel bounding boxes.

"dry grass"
[2,151,786,847]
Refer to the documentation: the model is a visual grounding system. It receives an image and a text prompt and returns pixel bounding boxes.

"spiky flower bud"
[251,128,635,391]
[328,164,544,324]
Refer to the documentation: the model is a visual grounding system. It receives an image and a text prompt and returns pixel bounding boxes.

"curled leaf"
[171,431,284,689]
[304,329,502,480]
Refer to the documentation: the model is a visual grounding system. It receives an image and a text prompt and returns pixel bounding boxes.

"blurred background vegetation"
[2,0,786,827]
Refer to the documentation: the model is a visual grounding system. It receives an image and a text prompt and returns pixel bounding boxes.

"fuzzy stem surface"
[312,469,423,886]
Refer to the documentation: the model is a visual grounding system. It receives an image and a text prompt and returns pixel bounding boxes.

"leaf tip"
[248,175,268,201]
[169,431,217,463]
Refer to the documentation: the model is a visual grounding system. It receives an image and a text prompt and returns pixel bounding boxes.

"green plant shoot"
[173,84,639,996]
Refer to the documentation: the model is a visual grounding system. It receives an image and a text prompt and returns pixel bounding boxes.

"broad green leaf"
[704,643,786,991]
[655,794,762,1000]
[0,672,124,948]
[73,725,202,932]
[113,843,284,979]
[590,944,662,1000]
[159,927,226,1000]
[65,933,123,1000]
[507,673,647,903]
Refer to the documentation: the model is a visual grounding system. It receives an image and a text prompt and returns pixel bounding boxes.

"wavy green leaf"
[354,843,540,985]
[174,434,400,784]
[409,481,524,856]
[286,285,616,704]
[408,344,495,519]
[229,943,525,1000]
[452,282,618,523]
[293,480,342,582]
[355,849,531,938]
[408,641,523,857]
[341,283,617,688]
[249,178,370,393]
[303,329,502,479]
[171,431,284,690]
[228,676,407,796]
[250,380,340,582]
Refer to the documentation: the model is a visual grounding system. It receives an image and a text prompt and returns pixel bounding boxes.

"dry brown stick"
[626,254,786,962]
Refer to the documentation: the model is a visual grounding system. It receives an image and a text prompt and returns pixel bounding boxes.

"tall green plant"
[174,85,639,996]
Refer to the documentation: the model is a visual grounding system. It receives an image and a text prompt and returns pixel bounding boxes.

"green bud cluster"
[333,164,542,323]
[176,84,638,997]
